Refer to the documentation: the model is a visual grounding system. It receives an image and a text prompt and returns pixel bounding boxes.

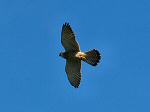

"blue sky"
[0,0,150,112]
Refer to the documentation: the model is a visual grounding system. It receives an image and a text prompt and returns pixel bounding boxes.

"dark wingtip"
[93,63,98,66]
[74,86,79,88]
[71,84,79,88]
[62,22,71,31]
[62,22,70,34]
[63,22,70,26]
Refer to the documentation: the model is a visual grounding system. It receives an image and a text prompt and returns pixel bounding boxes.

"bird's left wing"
[61,23,80,52]
[65,59,81,88]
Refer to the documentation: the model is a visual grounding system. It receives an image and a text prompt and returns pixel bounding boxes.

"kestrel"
[59,23,101,88]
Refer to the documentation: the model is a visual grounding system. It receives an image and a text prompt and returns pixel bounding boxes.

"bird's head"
[59,52,65,58]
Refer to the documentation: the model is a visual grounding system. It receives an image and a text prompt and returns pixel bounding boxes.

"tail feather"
[84,49,101,66]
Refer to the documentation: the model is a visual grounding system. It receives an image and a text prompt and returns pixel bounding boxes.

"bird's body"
[59,23,101,88]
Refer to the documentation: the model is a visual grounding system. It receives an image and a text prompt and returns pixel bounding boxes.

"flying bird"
[59,23,101,88]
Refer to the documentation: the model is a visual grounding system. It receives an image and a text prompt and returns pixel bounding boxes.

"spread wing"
[61,23,80,52]
[65,59,81,88]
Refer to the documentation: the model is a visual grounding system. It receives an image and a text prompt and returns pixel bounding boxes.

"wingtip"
[74,85,80,88]
[63,22,70,26]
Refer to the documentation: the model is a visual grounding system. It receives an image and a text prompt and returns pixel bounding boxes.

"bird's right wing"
[61,23,80,52]
[65,59,81,88]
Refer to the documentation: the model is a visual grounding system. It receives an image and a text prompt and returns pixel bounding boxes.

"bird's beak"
[59,53,61,56]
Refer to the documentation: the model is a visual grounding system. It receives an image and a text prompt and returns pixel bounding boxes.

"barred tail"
[84,49,101,66]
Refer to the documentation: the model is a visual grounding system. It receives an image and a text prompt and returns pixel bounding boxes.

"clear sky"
[0,0,150,112]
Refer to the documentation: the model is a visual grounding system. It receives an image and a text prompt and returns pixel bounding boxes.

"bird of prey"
[59,23,101,88]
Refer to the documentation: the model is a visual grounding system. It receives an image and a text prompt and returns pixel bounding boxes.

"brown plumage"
[59,22,101,88]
